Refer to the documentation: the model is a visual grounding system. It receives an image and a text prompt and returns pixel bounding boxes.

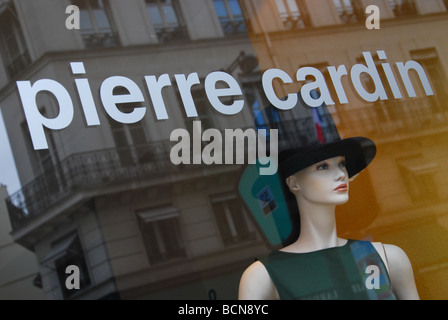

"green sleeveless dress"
[258,239,397,300]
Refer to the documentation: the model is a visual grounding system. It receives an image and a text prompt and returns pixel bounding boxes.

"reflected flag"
[312,107,325,143]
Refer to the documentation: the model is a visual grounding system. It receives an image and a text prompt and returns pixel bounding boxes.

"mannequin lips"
[334,183,348,192]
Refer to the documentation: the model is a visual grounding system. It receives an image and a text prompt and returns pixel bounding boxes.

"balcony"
[7,139,175,231]
[336,97,448,138]
[6,100,448,233]
[81,31,120,48]
[5,118,320,233]
[153,25,189,43]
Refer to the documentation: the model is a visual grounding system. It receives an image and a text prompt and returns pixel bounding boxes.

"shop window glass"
[210,193,255,246]
[275,0,311,29]
[213,0,247,35]
[73,0,119,48]
[0,3,31,78]
[333,0,364,24]
[145,0,188,42]
[137,205,187,265]
[388,0,417,17]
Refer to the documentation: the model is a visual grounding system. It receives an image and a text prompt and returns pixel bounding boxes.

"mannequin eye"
[316,162,329,170]
[339,160,347,168]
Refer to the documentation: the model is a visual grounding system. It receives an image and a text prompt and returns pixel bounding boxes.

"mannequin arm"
[384,244,420,300]
[238,261,277,300]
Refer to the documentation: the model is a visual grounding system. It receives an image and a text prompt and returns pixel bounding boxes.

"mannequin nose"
[334,166,347,181]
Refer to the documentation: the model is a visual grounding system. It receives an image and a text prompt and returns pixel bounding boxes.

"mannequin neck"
[284,197,345,253]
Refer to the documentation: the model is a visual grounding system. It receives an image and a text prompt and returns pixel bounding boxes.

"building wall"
[0,184,44,299]
[33,199,117,299]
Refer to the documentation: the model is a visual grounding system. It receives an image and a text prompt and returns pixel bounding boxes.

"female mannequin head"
[285,156,349,207]
[277,137,376,247]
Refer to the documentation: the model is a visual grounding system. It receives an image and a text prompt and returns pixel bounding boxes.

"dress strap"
[371,242,390,274]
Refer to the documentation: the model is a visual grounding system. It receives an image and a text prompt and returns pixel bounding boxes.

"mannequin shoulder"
[381,244,413,272]
[381,243,420,300]
[238,260,278,300]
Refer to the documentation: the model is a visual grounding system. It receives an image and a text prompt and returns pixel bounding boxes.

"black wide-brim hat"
[278,136,376,179]
[275,92,376,179]
[237,92,377,247]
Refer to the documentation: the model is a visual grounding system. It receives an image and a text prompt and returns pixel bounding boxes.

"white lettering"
[17,79,74,150]
[327,65,349,104]
[71,62,101,126]
[397,60,434,97]
[204,71,244,115]
[100,76,146,123]
[351,51,388,102]
[262,68,297,110]
[175,73,200,117]
[144,74,172,120]
[16,53,434,151]
[297,66,335,107]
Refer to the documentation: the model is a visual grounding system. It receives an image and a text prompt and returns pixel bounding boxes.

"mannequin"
[238,155,420,300]
[237,97,419,300]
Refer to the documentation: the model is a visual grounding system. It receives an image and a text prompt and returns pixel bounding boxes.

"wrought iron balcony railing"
[5,118,320,232]
[6,99,447,233]
[7,139,174,231]
[81,31,120,48]
[154,25,189,43]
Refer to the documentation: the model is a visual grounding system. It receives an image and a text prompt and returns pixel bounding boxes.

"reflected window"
[110,121,149,166]
[0,3,31,78]
[145,0,187,42]
[355,53,399,121]
[213,0,247,35]
[210,193,255,246]
[180,84,216,139]
[243,80,284,141]
[21,108,64,205]
[73,0,119,48]
[21,108,57,176]
[333,0,364,24]
[42,233,91,299]
[388,0,417,17]
[137,205,186,265]
[108,87,149,166]
[275,0,311,29]
[411,48,447,111]
[398,155,439,203]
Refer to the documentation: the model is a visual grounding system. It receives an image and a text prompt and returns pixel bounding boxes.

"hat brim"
[278,137,376,179]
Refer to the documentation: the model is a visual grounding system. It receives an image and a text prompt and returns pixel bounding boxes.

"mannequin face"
[286,156,349,205]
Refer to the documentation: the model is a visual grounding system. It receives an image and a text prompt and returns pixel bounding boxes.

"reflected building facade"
[0,0,447,299]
